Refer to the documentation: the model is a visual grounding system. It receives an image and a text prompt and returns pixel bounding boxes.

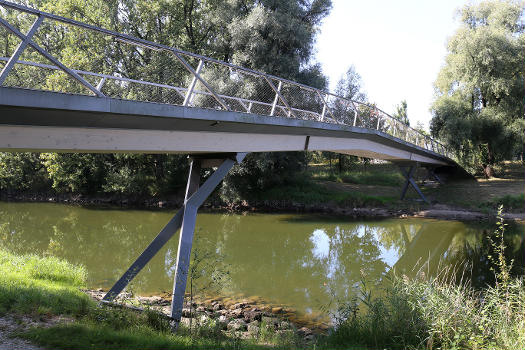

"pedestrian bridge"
[0,0,453,166]
[0,0,460,328]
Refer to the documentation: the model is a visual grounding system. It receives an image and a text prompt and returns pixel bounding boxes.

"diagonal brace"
[0,15,43,84]
[103,153,246,303]
[399,165,429,204]
[0,15,104,97]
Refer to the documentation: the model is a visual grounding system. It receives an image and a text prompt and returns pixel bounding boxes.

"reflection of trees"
[438,222,525,288]
[214,215,389,313]
[377,219,524,288]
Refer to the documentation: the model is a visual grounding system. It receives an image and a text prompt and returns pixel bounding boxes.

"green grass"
[321,273,525,350]
[0,248,91,315]
[312,170,404,187]
[259,179,396,206]
[0,248,302,349]
[479,194,525,212]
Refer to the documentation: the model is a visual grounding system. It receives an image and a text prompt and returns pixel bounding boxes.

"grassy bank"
[322,272,524,350]
[0,248,303,349]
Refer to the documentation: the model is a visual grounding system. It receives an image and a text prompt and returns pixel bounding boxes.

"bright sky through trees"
[316,0,469,129]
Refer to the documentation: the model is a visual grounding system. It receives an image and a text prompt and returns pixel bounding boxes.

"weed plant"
[322,206,525,350]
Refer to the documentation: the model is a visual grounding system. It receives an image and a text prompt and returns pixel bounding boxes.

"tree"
[393,100,409,126]
[335,65,367,102]
[430,0,525,177]
[0,0,333,199]
[217,0,333,202]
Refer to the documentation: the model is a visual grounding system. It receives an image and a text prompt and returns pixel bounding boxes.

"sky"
[315,0,472,129]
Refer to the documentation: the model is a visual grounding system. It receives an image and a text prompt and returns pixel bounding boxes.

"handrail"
[0,0,451,159]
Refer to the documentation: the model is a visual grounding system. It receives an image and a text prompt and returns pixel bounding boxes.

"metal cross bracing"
[101,153,247,329]
[0,0,451,159]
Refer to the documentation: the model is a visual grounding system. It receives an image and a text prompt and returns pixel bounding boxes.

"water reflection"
[0,202,523,315]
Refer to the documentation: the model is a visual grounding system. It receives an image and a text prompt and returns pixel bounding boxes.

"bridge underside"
[0,87,450,166]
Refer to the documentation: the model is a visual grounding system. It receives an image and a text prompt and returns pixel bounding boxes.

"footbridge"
[0,0,459,328]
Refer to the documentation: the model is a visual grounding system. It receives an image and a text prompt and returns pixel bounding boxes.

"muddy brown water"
[1,201,523,325]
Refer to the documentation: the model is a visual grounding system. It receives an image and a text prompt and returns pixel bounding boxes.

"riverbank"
[2,161,524,220]
[1,190,523,222]
[0,247,322,349]
[1,235,523,350]
[84,289,324,339]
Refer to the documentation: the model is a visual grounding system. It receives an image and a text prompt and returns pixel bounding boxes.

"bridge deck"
[0,87,451,165]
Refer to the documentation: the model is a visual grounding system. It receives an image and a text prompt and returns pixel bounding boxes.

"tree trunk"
[482,164,493,179]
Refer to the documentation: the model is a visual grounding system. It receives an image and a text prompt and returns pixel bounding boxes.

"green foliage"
[0,153,49,191]
[1,0,334,200]
[393,100,409,126]
[430,0,525,176]
[220,152,308,204]
[255,178,395,206]
[480,194,525,211]
[313,170,404,187]
[40,153,108,194]
[335,65,367,102]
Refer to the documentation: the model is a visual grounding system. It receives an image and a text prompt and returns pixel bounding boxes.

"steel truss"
[102,153,246,328]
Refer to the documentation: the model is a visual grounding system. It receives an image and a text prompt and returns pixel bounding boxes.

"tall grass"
[0,248,90,315]
[323,207,525,350]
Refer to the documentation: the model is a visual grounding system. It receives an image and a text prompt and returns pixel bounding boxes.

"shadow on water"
[0,201,523,317]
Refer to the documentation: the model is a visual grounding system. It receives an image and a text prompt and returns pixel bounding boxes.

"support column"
[103,153,246,321]
[399,165,429,204]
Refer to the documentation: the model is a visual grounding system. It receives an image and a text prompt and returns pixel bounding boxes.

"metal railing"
[0,0,450,158]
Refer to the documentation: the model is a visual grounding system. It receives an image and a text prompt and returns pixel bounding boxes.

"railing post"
[270,81,282,116]
[183,59,203,107]
[172,52,230,111]
[264,76,295,118]
[96,77,107,91]
[0,16,104,97]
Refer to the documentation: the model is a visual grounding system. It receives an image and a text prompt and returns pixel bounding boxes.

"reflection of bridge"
[390,223,459,278]
[0,1,461,327]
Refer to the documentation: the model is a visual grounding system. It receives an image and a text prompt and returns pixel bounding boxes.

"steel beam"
[399,165,429,204]
[103,153,246,312]
[0,15,43,85]
[170,153,246,327]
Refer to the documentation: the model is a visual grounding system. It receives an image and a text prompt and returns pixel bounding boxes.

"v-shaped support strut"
[103,153,247,328]
[399,165,429,204]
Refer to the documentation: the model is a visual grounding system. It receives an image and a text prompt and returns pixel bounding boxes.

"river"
[1,201,523,322]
